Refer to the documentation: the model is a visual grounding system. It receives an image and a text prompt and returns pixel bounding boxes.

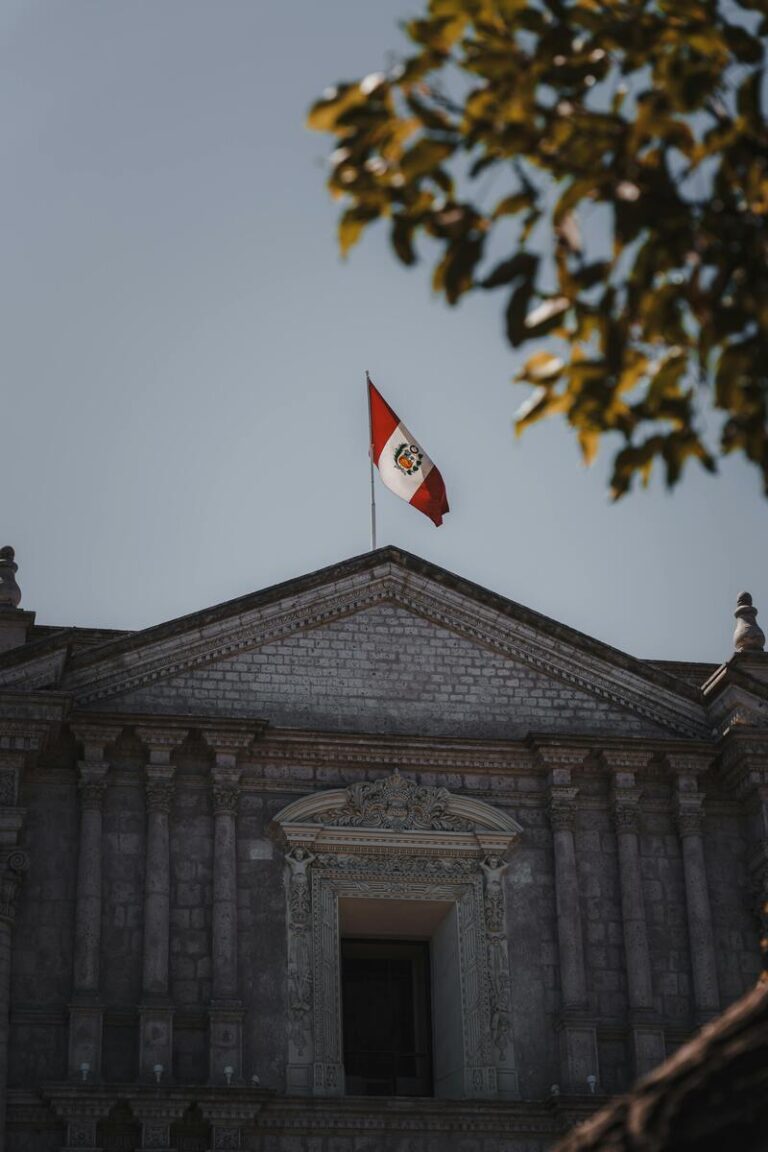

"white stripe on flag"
[376,422,435,501]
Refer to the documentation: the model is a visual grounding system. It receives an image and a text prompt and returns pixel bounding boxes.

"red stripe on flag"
[368,378,400,462]
[410,465,449,527]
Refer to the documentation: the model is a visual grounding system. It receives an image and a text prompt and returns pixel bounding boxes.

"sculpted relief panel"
[273,772,523,1100]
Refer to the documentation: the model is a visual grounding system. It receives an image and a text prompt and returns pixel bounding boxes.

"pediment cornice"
[51,554,706,739]
[272,770,522,860]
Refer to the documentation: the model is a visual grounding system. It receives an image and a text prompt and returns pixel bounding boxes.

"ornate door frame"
[272,771,523,1100]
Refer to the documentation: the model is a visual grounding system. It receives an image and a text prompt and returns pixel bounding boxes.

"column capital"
[213,777,241,816]
[548,786,579,832]
[612,786,643,834]
[145,769,175,813]
[676,793,706,838]
[77,761,110,810]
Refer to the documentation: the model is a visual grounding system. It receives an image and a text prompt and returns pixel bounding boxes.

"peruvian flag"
[367,375,449,527]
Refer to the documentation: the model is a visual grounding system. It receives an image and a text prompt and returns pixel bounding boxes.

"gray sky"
[3,0,766,663]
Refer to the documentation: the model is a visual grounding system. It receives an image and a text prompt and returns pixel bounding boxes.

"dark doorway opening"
[341,938,433,1097]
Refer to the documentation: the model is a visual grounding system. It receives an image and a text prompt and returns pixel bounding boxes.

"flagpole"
[365,371,377,551]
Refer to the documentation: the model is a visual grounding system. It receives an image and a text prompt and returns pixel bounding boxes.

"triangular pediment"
[3,548,701,740]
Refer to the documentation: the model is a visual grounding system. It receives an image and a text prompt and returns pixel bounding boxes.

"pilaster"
[603,750,665,1076]
[67,727,121,1082]
[536,746,599,1094]
[719,734,768,954]
[136,729,180,1082]
[668,753,720,1023]
[204,728,260,1087]
[0,727,43,1152]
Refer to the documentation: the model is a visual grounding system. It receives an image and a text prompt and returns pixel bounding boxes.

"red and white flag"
[367,375,449,527]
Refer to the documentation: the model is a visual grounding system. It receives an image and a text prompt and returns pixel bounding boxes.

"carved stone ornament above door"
[271,772,523,1101]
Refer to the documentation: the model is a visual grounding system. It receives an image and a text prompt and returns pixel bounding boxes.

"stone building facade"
[0,544,765,1152]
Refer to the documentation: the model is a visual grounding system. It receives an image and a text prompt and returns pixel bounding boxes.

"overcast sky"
[3,0,766,664]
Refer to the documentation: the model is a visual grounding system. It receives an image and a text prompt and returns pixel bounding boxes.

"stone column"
[719,735,768,971]
[540,747,599,1094]
[0,849,28,1152]
[0,731,45,1152]
[137,734,177,1082]
[209,757,243,1085]
[670,756,720,1023]
[67,728,119,1082]
[604,751,666,1076]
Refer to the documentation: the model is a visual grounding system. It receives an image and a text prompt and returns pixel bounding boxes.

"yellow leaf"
[578,429,600,466]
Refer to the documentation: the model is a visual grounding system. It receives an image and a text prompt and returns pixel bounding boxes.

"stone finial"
[734,592,765,654]
[0,547,21,608]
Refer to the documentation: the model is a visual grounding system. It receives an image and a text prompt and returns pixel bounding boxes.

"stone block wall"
[98,605,671,740]
[6,745,764,1109]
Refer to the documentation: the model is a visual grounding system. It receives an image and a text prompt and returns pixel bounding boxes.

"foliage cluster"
[309,0,768,497]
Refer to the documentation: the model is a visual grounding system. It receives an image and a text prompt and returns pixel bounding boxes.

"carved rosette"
[66,1118,98,1148]
[213,1126,242,1151]
[141,1121,171,1149]
[0,849,29,924]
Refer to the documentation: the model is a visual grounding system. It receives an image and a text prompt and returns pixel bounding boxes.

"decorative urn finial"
[0,547,21,608]
[733,591,765,654]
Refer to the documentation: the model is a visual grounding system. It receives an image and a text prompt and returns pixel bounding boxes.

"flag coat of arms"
[367,376,449,527]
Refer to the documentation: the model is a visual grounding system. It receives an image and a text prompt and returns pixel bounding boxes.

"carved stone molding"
[62,567,707,738]
[313,769,474,832]
[203,724,268,764]
[0,764,19,807]
[534,746,587,775]
[666,752,713,778]
[274,775,522,1101]
[0,848,29,924]
[600,749,653,775]
[273,771,522,860]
